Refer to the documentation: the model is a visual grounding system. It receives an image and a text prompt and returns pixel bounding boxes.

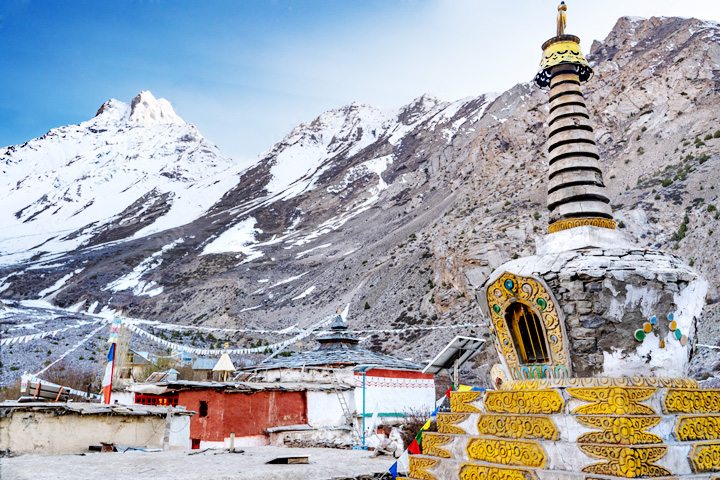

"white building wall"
[307,390,353,428]
[109,390,136,405]
[254,367,355,385]
[168,414,192,450]
[352,371,435,420]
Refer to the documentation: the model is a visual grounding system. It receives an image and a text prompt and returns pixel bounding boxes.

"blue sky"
[2,0,719,160]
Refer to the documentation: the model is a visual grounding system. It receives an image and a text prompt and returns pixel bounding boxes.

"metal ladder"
[329,370,361,443]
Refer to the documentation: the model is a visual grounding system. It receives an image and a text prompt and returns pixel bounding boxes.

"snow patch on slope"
[38,268,84,298]
[201,217,263,262]
[263,103,394,200]
[104,238,184,296]
[292,286,316,300]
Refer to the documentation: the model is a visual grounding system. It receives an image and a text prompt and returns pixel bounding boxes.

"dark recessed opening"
[505,302,549,364]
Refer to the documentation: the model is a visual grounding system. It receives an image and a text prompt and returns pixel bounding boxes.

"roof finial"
[557,2,567,36]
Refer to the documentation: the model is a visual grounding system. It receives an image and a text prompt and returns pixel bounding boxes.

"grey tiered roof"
[250,315,422,371]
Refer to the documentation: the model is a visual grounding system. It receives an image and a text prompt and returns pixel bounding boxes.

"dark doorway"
[505,302,549,364]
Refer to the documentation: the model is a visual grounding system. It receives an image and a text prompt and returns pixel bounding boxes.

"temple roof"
[315,314,360,346]
[248,314,422,371]
[192,357,218,370]
[251,345,423,371]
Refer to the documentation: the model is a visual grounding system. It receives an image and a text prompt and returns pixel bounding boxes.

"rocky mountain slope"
[2,16,720,385]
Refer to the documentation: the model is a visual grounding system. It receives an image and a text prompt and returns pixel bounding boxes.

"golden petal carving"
[691,442,720,473]
[450,391,482,413]
[485,389,564,414]
[502,377,697,390]
[459,463,539,480]
[676,415,720,442]
[437,413,469,434]
[568,387,657,415]
[665,389,720,414]
[579,444,670,478]
[548,217,616,233]
[466,437,546,468]
[575,415,662,445]
[408,457,439,480]
[421,433,452,459]
[477,414,558,440]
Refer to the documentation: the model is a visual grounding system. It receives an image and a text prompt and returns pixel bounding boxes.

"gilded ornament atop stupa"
[534,2,593,88]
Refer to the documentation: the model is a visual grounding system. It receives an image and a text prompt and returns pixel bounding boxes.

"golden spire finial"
[557,1,567,36]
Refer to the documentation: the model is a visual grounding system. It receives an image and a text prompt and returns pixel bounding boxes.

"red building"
[128,381,345,449]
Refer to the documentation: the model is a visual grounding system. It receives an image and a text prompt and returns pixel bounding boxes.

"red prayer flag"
[408,438,421,455]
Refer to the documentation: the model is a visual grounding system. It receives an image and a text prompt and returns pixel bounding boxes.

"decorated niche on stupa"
[400,4,720,479]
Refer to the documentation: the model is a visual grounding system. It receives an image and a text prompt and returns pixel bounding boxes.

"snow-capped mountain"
[0,91,241,267]
[3,16,720,387]
[0,86,498,309]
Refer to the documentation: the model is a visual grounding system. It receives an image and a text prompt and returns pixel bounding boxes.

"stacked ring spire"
[535,3,615,233]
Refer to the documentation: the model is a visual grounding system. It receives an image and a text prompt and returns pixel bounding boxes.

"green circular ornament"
[536,298,547,311]
[634,329,646,341]
[493,304,501,314]
[675,329,682,340]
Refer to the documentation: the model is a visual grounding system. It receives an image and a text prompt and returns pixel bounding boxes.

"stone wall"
[541,248,704,377]
[481,243,707,379]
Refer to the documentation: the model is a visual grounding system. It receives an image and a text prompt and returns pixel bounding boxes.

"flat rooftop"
[0,446,393,480]
[0,401,193,417]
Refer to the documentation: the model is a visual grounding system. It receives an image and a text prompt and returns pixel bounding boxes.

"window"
[505,302,549,364]
[199,400,208,417]
[134,393,179,406]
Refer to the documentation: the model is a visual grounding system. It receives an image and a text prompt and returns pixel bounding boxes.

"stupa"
[402,4,720,479]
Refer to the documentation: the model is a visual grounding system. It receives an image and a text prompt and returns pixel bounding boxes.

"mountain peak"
[397,93,447,125]
[128,91,184,126]
[93,98,131,126]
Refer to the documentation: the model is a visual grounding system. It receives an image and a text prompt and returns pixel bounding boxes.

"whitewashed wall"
[307,390,354,428]
[109,390,136,405]
[352,371,435,419]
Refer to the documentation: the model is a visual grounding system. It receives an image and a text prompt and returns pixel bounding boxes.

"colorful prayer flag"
[389,462,398,479]
[408,438,421,455]
[397,450,410,473]
[415,428,425,449]
[101,343,115,404]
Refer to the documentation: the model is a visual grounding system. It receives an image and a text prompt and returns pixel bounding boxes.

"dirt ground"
[0,446,395,480]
